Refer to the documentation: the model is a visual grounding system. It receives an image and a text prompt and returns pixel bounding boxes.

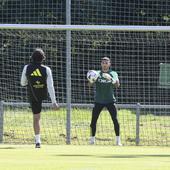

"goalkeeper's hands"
[87,81,95,87]
[102,73,112,81]
[87,76,98,84]
[103,73,119,86]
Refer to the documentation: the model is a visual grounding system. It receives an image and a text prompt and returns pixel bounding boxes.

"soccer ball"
[87,70,99,83]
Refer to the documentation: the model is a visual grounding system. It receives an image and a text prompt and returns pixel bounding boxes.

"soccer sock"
[116,136,121,143]
[89,136,95,144]
[90,136,95,140]
[35,134,41,144]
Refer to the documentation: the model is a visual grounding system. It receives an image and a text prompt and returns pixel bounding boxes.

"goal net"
[0,25,170,146]
[1,0,170,26]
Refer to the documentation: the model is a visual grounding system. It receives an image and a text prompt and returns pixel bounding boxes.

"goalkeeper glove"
[103,73,116,84]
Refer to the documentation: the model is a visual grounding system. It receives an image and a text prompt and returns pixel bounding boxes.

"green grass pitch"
[0,145,169,170]
[3,107,170,145]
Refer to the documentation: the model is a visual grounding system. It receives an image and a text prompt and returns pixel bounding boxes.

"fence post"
[0,101,4,143]
[136,103,141,146]
[66,0,71,144]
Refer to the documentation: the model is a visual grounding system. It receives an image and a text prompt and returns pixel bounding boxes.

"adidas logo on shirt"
[31,69,42,77]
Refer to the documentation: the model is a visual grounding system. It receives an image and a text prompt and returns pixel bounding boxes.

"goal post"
[0,101,4,143]
[0,24,170,146]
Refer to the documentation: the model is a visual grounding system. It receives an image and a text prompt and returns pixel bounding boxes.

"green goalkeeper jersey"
[95,69,119,104]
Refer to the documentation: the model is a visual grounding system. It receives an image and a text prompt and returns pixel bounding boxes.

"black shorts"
[93,102,118,120]
[30,101,42,114]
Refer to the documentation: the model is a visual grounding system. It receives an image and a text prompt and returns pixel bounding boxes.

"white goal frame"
[1,24,170,32]
[1,24,170,145]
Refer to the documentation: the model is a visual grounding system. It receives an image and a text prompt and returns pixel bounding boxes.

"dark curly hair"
[31,48,46,63]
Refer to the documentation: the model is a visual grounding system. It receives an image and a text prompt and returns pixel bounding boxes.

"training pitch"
[0,145,169,170]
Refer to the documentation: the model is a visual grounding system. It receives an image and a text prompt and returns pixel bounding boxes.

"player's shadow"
[97,154,170,158]
[56,154,170,158]
[57,154,94,157]
[0,147,16,149]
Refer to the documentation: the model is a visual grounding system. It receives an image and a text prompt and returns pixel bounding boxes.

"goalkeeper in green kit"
[88,57,122,146]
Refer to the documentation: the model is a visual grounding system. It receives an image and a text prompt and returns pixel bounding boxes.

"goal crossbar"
[1,24,170,32]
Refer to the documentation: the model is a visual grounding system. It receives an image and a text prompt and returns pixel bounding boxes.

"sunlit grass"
[0,145,170,170]
[3,107,170,145]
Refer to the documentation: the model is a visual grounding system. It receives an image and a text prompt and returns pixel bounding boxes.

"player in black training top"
[21,48,59,148]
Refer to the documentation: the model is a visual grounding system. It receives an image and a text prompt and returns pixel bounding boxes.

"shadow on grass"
[56,154,170,158]
[0,147,16,149]
[97,154,170,158]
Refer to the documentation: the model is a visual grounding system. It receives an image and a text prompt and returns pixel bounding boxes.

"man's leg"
[106,103,122,146]
[33,113,41,145]
[31,101,42,148]
[90,103,104,144]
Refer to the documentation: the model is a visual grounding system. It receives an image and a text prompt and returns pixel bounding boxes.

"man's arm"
[114,79,120,88]
[113,72,120,88]
[110,72,120,88]
[20,65,28,86]
[46,66,59,109]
